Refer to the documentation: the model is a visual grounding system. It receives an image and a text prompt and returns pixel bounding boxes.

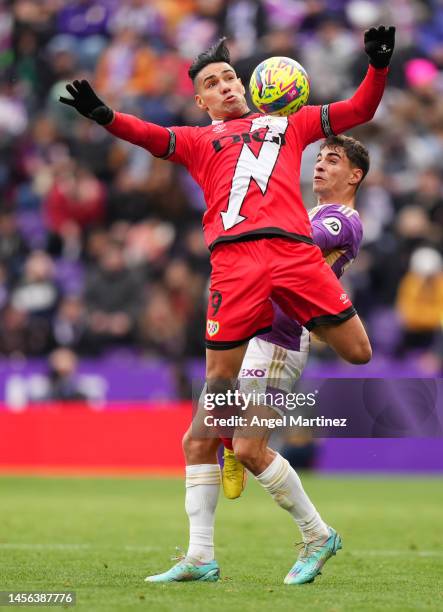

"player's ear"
[195,93,208,112]
[238,78,245,95]
[350,168,363,186]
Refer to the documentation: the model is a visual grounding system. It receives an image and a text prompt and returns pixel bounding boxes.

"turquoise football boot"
[284,526,342,585]
[145,555,220,583]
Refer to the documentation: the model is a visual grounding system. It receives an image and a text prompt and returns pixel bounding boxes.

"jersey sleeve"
[312,211,363,261]
[290,104,324,145]
[163,125,199,169]
[292,65,388,145]
[328,65,387,134]
[105,112,197,168]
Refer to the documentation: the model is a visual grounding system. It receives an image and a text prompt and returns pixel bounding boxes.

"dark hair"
[188,37,231,82]
[320,135,370,187]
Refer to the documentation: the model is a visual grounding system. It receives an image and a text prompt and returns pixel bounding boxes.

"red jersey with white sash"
[106,66,387,252]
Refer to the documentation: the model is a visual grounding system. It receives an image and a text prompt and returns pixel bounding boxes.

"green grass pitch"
[1,474,442,611]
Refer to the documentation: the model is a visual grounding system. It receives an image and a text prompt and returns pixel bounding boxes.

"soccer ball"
[249,56,310,116]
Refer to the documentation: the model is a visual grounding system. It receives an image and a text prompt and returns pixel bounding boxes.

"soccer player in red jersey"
[60,26,395,583]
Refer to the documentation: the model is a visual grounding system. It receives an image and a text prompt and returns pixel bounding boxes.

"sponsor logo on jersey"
[240,368,267,377]
[212,128,286,153]
[340,293,350,304]
[207,319,220,337]
[322,216,342,235]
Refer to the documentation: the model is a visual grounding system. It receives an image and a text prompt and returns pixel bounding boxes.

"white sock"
[185,464,221,562]
[255,453,329,543]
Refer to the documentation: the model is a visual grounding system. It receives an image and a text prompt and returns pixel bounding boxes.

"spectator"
[138,285,185,358]
[43,159,105,235]
[0,81,28,143]
[0,213,29,281]
[84,240,142,351]
[300,16,357,103]
[54,0,110,70]
[108,0,165,46]
[52,294,92,355]
[0,263,9,310]
[396,247,443,350]
[11,250,59,317]
[12,28,54,109]
[94,28,158,99]
[0,304,30,356]
[45,347,87,401]
[221,0,268,59]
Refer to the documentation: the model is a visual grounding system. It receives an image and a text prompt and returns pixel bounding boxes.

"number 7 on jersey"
[221,117,289,231]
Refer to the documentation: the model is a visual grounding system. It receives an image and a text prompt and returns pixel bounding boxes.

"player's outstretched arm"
[327,25,395,134]
[59,79,172,158]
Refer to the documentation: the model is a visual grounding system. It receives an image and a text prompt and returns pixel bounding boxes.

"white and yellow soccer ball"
[249,56,310,116]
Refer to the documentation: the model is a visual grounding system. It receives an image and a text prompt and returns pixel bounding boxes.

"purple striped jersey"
[258,203,363,351]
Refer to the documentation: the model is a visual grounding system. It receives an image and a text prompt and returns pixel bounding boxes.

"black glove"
[364,25,395,69]
[59,79,114,125]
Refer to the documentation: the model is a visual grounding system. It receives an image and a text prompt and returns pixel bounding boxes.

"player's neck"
[317,194,356,209]
[209,105,251,122]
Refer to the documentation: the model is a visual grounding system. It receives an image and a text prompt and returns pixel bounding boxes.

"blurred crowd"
[0,0,442,375]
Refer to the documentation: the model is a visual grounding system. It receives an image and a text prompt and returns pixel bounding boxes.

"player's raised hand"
[59,79,114,125]
[364,25,395,69]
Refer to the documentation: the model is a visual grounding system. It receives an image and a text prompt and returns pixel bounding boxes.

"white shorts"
[239,336,309,407]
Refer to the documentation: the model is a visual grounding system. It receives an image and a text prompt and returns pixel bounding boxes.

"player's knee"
[182,431,212,463]
[182,429,193,455]
[232,439,256,471]
[206,376,236,396]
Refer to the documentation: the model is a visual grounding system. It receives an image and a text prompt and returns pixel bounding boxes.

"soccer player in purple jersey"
[222,135,367,506]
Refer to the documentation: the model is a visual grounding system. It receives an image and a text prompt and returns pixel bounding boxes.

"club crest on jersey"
[340,293,350,304]
[322,217,342,236]
[207,319,220,337]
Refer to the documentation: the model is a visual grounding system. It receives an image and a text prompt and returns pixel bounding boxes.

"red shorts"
[206,238,355,349]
